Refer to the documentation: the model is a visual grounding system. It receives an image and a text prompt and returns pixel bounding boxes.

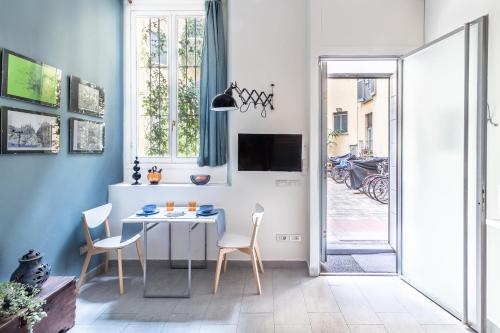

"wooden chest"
[0,276,76,333]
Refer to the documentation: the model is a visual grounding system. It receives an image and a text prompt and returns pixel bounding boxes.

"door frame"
[318,56,400,265]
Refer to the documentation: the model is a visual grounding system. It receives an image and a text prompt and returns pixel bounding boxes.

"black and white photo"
[0,107,60,154]
[69,118,105,153]
[69,76,105,118]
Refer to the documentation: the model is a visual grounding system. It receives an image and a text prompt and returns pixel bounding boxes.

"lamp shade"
[211,90,238,111]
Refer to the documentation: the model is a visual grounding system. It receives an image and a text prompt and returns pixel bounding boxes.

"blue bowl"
[190,175,211,185]
[142,204,157,213]
[198,204,214,213]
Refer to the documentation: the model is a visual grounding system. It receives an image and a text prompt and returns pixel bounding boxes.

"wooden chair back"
[250,204,264,249]
[81,203,112,249]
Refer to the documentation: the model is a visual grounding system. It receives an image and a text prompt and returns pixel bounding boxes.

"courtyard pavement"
[327,178,388,243]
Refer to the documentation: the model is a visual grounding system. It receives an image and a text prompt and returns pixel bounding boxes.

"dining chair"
[214,204,265,294]
[77,203,144,295]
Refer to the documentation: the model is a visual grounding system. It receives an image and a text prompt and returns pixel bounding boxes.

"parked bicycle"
[361,160,389,204]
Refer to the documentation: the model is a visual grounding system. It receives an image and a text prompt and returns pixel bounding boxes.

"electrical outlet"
[276,234,288,241]
[289,234,302,242]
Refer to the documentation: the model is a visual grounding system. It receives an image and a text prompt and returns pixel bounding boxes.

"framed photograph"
[0,106,60,154]
[69,118,105,153]
[1,49,62,108]
[69,76,105,118]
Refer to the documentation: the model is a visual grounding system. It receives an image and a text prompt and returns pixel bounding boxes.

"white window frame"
[123,0,228,184]
[333,111,348,133]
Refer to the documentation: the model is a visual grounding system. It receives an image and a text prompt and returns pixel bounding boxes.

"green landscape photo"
[6,52,61,107]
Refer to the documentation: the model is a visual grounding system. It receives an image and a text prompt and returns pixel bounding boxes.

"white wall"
[307,0,424,275]
[425,0,500,329]
[110,0,309,262]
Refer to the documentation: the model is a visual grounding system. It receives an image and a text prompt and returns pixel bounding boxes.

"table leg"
[169,223,208,269]
[188,222,192,297]
[143,221,148,297]
[143,222,191,298]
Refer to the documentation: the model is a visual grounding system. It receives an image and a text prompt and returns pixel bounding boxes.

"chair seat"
[217,233,251,248]
[94,234,140,250]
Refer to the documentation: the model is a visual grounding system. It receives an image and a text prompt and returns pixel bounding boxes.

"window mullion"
[169,13,177,163]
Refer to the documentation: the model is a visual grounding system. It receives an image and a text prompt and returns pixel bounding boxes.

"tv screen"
[238,134,302,171]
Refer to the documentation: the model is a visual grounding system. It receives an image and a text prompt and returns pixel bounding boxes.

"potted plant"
[0,281,46,332]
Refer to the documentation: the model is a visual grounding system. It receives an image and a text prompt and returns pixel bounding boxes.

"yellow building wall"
[327,78,389,158]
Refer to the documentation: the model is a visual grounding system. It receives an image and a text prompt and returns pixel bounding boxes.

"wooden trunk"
[0,276,76,333]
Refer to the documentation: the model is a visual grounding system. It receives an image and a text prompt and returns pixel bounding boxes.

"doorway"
[318,15,488,333]
[320,61,397,274]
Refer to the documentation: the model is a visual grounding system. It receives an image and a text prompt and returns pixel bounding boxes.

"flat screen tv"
[238,134,302,172]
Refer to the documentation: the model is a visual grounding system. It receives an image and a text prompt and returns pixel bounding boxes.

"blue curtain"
[198,0,228,167]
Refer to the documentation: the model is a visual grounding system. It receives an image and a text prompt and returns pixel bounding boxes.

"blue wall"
[0,0,123,279]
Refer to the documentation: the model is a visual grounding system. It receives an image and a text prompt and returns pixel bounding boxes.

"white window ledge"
[111,182,229,188]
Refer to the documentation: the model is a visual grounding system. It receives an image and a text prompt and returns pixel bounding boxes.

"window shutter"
[357,80,364,102]
[368,79,376,96]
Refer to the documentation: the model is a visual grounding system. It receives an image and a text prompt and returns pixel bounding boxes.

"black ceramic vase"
[10,249,51,292]
[132,156,141,185]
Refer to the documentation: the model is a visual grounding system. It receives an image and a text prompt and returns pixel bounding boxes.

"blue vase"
[10,249,51,292]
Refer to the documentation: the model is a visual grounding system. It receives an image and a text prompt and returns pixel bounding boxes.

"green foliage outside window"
[140,18,169,156]
[139,16,204,158]
[177,17,204,157]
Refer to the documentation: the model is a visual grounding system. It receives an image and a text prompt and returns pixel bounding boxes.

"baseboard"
[106,259,307,269]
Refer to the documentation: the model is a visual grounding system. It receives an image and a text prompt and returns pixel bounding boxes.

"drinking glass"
[188,201,197,212]
[166,201,175,212]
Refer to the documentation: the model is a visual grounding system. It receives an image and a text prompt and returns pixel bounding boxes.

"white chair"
[77,203,144,295]
[214,204,265,295]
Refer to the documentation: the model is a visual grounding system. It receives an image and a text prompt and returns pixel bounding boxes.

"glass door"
[400,16,487,330]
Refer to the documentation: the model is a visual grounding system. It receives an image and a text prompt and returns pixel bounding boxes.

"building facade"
[327,78,389,158]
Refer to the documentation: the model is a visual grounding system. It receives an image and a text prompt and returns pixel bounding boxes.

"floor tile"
[203,295,242,324]
[237,313,274,333]
[421,324,473,332]
[74,265,463,333]
[200,324,238,333]
[301,277,340,313]
[308,313,349,333]
[378,313,425,333]
[273,286,310,325]
[241,270,274,313]
[275,324,312,333]
[330,282,381,324]
[354,278,405,313]
[349,325,388,332]
[123,323,164,333]
[69,324,127,333]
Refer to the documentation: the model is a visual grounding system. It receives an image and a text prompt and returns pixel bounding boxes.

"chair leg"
[136,239,144,273]
[77,252,92,293]
[104,252,109,273]
[255,243,264,274]
[214,249,224,294]
[250,249,262,295]
[223,254,228,273]
[117,248,124,295]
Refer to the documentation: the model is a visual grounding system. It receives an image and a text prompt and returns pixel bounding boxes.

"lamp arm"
[229,82,274,118]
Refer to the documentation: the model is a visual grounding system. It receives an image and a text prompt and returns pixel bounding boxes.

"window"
[366,113,373,154]
[357,79,376,103]
[333,112,348,133]
[133,11,204,162]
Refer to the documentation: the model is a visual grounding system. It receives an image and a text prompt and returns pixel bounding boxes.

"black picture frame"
[1,49,62,108]
[0,106,60,154]
[69,76,105,118]
[69,118,105,154]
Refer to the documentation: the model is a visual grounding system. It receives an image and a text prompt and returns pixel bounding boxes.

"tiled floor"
[328,179,388,242]
[71,263,471,333]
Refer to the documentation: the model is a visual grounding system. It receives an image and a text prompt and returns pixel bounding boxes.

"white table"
[122,207,218,298]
